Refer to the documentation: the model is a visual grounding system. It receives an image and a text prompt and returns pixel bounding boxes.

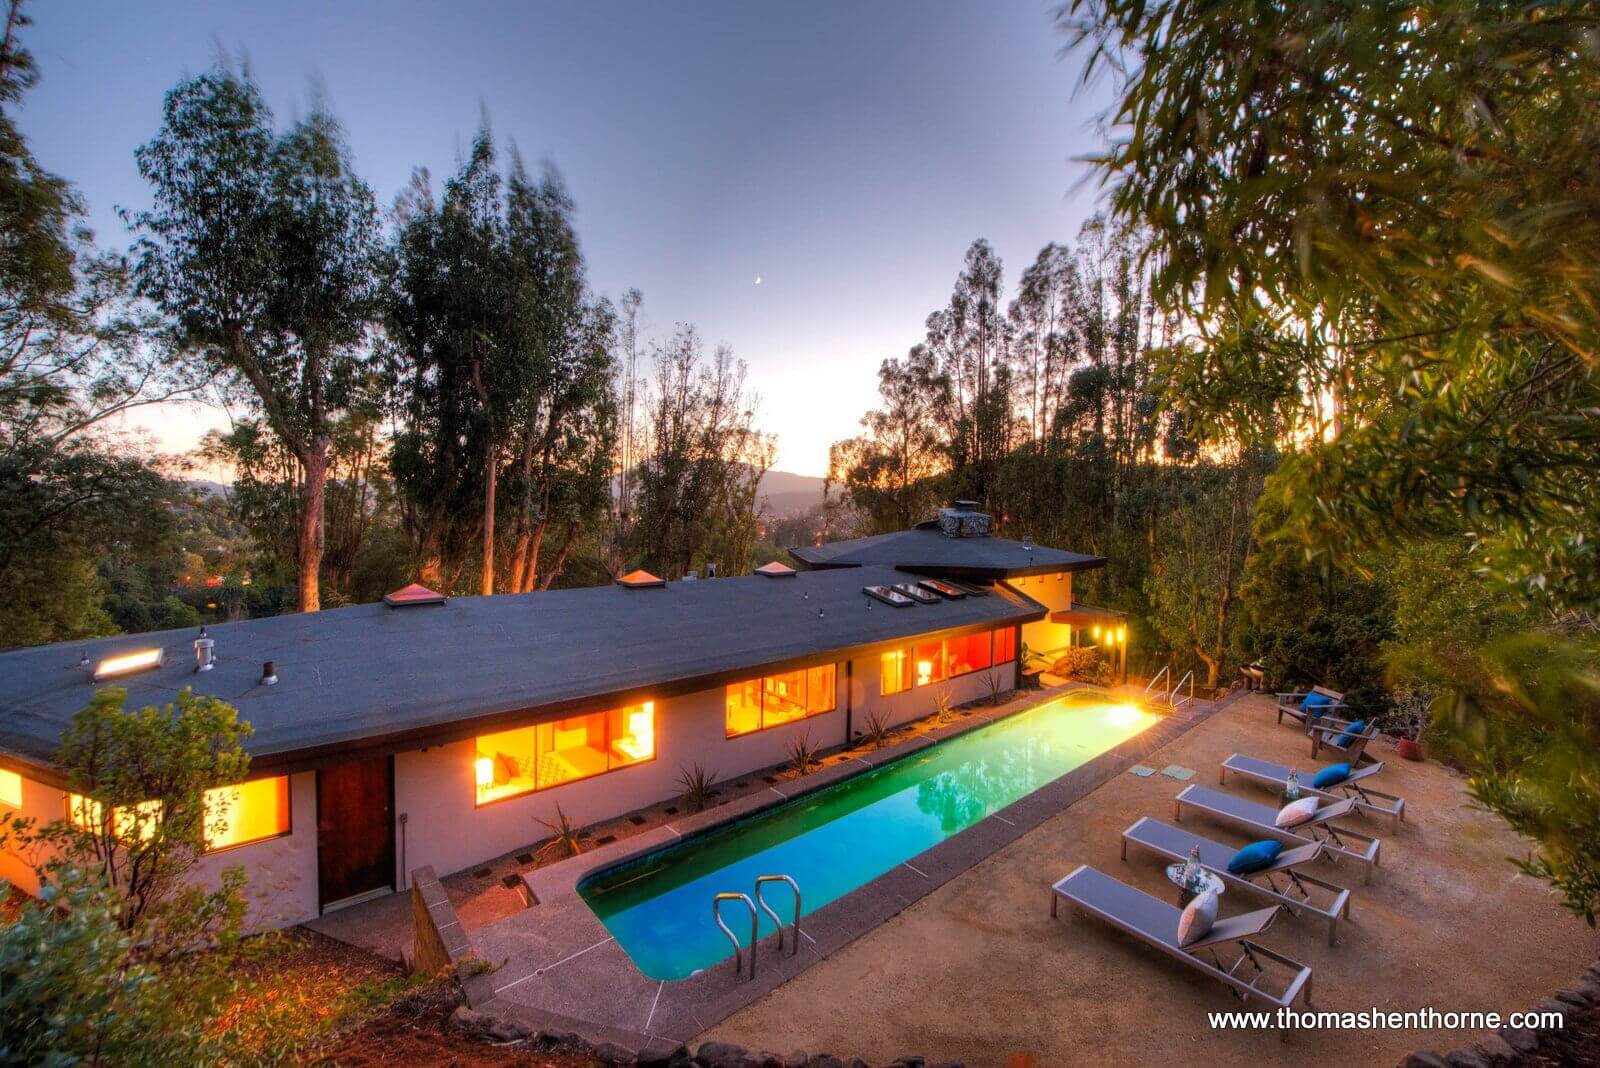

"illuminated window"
[881,648,913,696]
[68,793,162,841]
[994,627,1017,664]
[725,664,837,737]
[536,712,607,790]
[203,776,290,851]
[945,632,993,677]
[915,640,946,687]
[0,770,19,809]
[475,701,655,804]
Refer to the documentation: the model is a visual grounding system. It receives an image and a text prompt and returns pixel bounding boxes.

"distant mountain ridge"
[757,469,828,518]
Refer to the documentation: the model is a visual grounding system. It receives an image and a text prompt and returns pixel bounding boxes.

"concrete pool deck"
[457,684,1228,1058]
[703,692,1600,1066]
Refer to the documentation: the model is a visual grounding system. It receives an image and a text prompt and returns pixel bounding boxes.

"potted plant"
[1386,685,1433,761]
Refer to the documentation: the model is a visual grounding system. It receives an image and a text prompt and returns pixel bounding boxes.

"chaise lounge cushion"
[1275,797,1319,828]
[1177,888,1218,946]
[1301,691,1334,718]
[1227,839,1284,875]
[1312,763,1352,788]
[1332,720,1367,749]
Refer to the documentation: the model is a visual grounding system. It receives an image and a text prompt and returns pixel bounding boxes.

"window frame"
[882,627,1014,694]
[473,700,658,808]
[64,775,294,855]
[725,662,839,738]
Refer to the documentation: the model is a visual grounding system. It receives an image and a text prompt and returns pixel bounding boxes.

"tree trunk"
[518,518,547,594]
[537,520,580,591]
[296,438,330,612]
[481,438,496,596]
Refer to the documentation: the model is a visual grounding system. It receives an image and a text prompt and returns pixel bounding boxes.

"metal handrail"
[1171,670,1195,708]
[1143,666,1171,702]
[755,874,801,957]
[713,892,759,979]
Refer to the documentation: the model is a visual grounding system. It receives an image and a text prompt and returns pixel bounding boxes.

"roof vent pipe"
[260,660,278,686]
[193,627,215,673]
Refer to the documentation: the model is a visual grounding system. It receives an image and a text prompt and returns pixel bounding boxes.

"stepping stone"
[1128,765,1157,777]
[1160,765,1195,780]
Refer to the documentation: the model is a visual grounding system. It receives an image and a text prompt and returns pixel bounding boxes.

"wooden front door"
[316,755,395,912]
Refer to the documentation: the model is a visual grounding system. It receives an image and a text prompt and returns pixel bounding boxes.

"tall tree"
[629,325,771,579]
[128,67,381,612]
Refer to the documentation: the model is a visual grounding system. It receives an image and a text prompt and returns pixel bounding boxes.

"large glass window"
[203,777,291,851]
[994,627,1017,664]
[475,701,655,805]
[914,640,947,687]
[881,649,913,696]
[945,631,993,676]
[726,664,837,737]
[0,770,20,809]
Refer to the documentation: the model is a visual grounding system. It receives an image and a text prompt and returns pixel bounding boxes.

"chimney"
[936,500,992,539]
[260,660,278,686]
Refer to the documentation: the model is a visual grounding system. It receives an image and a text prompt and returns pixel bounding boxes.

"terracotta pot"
[1397,737,1425,762]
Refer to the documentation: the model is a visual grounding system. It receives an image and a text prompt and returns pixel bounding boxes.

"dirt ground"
[702,693,1600,1068]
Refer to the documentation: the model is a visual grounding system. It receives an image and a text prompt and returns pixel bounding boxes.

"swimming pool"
[578,690,1159,980]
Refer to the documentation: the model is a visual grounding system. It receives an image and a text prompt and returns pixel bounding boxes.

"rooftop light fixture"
[93,648,164,682]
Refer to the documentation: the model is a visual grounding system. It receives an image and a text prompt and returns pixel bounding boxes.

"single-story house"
[0,505,1120,925]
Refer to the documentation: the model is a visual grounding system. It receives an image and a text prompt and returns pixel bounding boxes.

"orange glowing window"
[881,648,914,696]
[726,664,837,737]
[945,632,993,677]
[68,793,162,841]
[203,776,290,851]
[914,640,947,687]
[475,701,655,805]
[993,627,1017,664]
[0,770,20,809]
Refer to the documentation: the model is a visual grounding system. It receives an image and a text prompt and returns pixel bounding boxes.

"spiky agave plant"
[533,802,590,862]
[860,709,892,748]
[676,761,719,812]
[786,729,821,775]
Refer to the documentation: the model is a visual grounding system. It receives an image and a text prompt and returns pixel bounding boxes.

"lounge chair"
[1309,719,1379,762]
[1220,753,1405,832]
[1121,816,1352,945]
[1276,686,1350,729]
[1050,865,1313,1013]
[1173,784,1381,883]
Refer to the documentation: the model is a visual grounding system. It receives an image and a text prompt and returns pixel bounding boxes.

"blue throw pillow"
[1333,720,1367,749]
[1301,691,1332,718]
[1312,763,1351,788]
[1227,840,1283,875]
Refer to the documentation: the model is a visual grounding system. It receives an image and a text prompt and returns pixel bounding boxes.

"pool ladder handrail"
[1171,669,1195,708]
[754,874,801,957]
[713,892,759,979]
[1143,666,1172,707]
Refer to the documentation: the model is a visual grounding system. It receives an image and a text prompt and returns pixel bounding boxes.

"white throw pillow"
[1177,888,1218,947]
[1275,796,1320,828]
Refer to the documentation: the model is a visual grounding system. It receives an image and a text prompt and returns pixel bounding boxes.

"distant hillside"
[759,469,828,518]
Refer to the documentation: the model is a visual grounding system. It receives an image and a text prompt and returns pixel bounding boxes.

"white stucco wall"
[1013,571,1076,659]
[0,770,319,928]
[393,638,1014,887]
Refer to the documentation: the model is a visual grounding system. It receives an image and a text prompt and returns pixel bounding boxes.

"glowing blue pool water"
[579,690,1158,980]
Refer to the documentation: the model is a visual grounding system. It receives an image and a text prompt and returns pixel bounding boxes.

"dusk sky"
[22,1,1110,478]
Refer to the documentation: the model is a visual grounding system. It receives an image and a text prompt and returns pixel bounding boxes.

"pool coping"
[463,684,1240,1059]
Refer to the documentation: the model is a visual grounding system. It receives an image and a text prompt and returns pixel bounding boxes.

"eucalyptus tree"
[388,132,615,594]
[128,67,381,613]
[1065,0,1600,919]
[1008,243,1076,442]
[828,345,949,534]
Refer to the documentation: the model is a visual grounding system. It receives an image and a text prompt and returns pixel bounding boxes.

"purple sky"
[21,1,1109,477]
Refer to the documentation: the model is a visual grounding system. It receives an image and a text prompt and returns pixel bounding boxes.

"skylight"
[93,648,164,681]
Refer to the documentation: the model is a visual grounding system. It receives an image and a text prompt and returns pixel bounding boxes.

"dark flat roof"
[0,565,1042,779]
[789,527,1104,578]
